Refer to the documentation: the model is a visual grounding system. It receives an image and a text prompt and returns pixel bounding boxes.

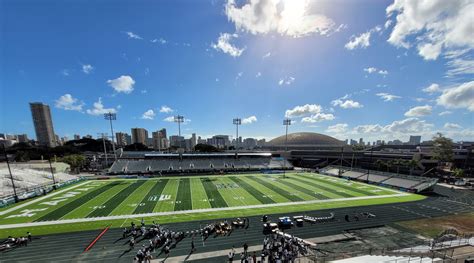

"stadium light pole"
[233,118,241,151]
[174,115,184,137]
[2,144,18,202]
[104,112,117,160]
[283,118,292,151]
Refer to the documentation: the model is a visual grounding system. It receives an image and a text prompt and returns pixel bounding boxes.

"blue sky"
[1,0,473,143]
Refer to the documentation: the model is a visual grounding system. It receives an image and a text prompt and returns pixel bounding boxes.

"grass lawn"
[396,212,474,237]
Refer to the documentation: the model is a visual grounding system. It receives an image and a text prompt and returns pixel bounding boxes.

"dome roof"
[268,132,343,146]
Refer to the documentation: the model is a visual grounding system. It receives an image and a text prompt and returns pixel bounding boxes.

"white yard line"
[0,192,409,230]
[0,181,93,216]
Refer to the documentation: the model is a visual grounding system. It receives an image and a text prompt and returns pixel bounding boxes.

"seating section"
[321,165,437,193]
[109,156,292,174]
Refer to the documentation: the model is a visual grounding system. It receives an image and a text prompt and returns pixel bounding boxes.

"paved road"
[1,185,473,263]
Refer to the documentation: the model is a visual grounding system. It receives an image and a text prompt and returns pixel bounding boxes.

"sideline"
[0,192,410,230]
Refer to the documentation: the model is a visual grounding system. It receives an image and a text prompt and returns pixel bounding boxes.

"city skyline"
[1,0,473,142]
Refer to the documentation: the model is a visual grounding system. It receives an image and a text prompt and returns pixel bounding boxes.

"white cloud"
[301,113,335,123]
[163,116,175,122]
[345,31,371,50]
[141,109,156,120]
[211,33,245,57]
[86,98,117,116]
[159,106,174,113]
[364,67,388,75]
[364,67,377,74]
[404,105,432,117]
[107,75,135,94]
[376,93,402,101]
[125,31,143,40]
[151,38,167,44]
[326,123,348,134]
[278,76,295,86]
[82,64,93,74]
[386,0,474,61]
[61,69,70,76]
[437,81,474,111]
[285,104,322,118]
[242,115,257,124]
[331,99,363,109]
[446,57,474,77]
[422,83,441,94]
[225,0,339,38]
[439,111,452,116]
[55,94,84,111]
[444,122,462,129]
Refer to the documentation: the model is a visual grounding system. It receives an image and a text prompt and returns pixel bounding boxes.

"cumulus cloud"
[141,109,156,120]
[386,0,474,61]
[107,75,135,94]
[55,94,84,111]
[331,99,363,109]
[242,115,257,124]
[326,123,348,134]
[376,93,402,101]
[444,122,462,129]
[301,113,335,123]
[125,31,143,40]
[422,83,441,94]
[211,33,245,57]
[437,81,474,111]
[159,106,174,113]
[285,104,322,118]
[278,76,295,86]
[82,64,93,74]
[225,0,339,38]
[404,105,432,117]
[86,98,117,116]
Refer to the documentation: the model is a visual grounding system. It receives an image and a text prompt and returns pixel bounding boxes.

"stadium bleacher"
[108,152,293,175]
[320,166,437,193]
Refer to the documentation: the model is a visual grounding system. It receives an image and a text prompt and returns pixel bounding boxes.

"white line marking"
[0,181,92,216]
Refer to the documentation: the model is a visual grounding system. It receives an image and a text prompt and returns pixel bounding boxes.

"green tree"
[58,154,86,173]
[432,133,454,165]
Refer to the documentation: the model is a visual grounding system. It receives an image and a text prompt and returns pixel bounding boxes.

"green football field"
[0,173,424,237]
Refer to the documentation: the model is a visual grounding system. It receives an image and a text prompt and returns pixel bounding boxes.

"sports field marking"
[134,179,169,214]
[0,192,410,229]
[0,181,92,216]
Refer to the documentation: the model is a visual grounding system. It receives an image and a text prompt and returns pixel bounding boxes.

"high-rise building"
[116,132,130,147]
[408,135,421,145]
[30,102,56,147]
[131,128,148,144]
[17,134,29,143]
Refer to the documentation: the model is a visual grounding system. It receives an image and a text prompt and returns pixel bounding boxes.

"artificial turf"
[0,172,425,237]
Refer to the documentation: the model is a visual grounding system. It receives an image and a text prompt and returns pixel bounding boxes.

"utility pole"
[48,157,57,189]
[2,144,18,202]
[104,112,117,160]
[98,133,108,168]
[283,118,292,151]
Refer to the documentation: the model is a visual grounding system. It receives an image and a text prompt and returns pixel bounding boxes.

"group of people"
[0,232,32,251]
[229,233,311,263]
[123,218,243,262]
